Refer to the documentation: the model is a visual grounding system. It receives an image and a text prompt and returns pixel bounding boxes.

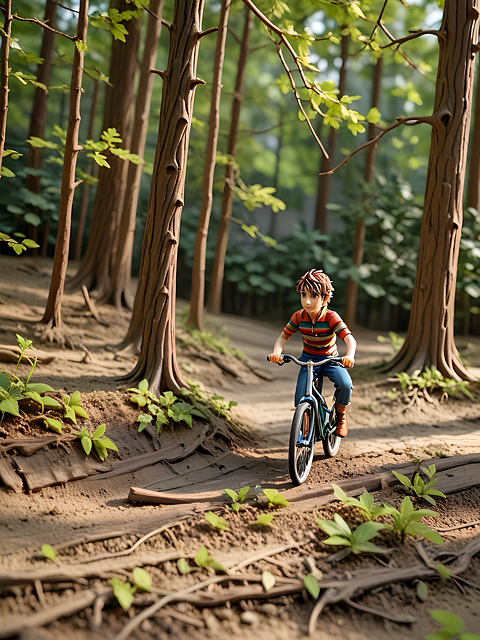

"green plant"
[385,496,443,544]
[76,424,118,461]
[316,514,389,557]
[263,488,289,508]
[41,544,57,562]
[426,610,480,640]
[109,567,151,611]
[194,546,227,573]
[62,391,89,424]
[392,464,446,506]
[209,394,238,420]
[377,331,405,354]
[225,486,250,512]
[332,485,397,520]
[205,511,228,531]
[395,367,473,399]
[0,231,39,254]
[303,574,320,598]
[250,513,275,528]
[177,558,192,575]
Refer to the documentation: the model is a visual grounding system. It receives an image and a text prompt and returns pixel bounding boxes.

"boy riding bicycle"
[268,269,356,437]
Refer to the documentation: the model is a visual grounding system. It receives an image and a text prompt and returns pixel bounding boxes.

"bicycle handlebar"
[266,354,344,367]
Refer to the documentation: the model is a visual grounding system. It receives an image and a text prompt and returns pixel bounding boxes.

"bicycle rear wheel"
[289,402,315,485]
[323,404,341,457]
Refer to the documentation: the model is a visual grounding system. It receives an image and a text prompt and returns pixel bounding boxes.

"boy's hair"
[296,269,334,304]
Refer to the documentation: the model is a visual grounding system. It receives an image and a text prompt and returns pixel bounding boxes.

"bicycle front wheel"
[323,404,341,457]
[289,402,315,485]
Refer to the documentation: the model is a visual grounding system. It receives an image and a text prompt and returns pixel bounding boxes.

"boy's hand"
[268,352,283,363]
[342,356,354,368]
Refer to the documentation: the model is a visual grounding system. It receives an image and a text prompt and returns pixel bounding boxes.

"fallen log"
[0,346,55,365]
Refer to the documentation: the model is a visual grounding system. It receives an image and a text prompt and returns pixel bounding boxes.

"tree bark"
[313,34,348,234]
[26,0,57,195]
[343,55,383,328]
[41,0,89,332]
[466,56,480,210]
[206,7,253,316]
[386,0,479,381]
[0,0,12,176]
[119,0,205,394]
[66,0,141,298]
[73,77,99,261]
[96,0,164,310]
[187,0,231,331]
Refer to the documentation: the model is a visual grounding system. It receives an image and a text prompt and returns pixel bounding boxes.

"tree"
[0,0,13,176]
[466,56,480,212]
[206,6,254,316]
[187,0,231,331]
[66,0,141,299]
[119,0,207,394]
[97,0,164,310]
[41,0,89,339]
[386,0,479,380]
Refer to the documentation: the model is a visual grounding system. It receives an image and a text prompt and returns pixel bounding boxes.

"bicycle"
[267,354,344,485]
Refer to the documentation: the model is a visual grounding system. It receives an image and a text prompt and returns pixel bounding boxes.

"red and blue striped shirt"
[283,307,351,357]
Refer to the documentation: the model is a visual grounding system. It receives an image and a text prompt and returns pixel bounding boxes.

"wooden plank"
[0,454,23,492]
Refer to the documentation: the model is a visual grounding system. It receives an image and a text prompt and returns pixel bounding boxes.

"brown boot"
[334,403,348,437]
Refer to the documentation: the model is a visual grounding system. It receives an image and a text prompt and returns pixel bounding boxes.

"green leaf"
[138,379,149,394]
[81,436,92,455]
[224,489,238,502]
[73,406,89,419]
[41,544,57,561]
[333,513,352,536]
[177,558,192,574]
[194,546,209,567]
[406,522,443,545]
[41,396,62,407]
[238,486,250,502]
[132,567,151,592]
[366,107,381,124]
[324,535,351,546]
[93,423,106,439]
[109,578,135,611]
[97,437,118,451]
[262,571,276,591]
[351,521,384,544]
[43,417,63,433]
[205,511,228,531]
[0,398,20,416]
[416,580,428,601]
[316,518,346,538]
[25,383,55,393]
[435,562,452,578]
[250,513,275,527]
[93,439,108,461]
[303,574,320,599]
[263,488,289,507]
[64,404,77,423]
[430,610,463,633]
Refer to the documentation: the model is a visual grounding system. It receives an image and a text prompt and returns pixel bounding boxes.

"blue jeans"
[294,354,353,407]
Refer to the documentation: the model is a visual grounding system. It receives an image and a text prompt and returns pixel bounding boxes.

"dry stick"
[435,520,480,533]
[156,607,205,628]
[81,284,107,326]
[53,530,127,553]
[229,541,305,572]
[73,521,186,564]
[344,597,416,624]
[34,579,47,608]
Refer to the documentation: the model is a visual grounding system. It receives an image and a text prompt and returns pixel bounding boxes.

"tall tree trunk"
[0,0,12,176]
[26,0,57,195]
[343,55,383,328]
[97,0,164,310]
[386,0,479,381]
[74,77,99,261]
[206,7,253,315]
[313,34,348,234]
[187,0,231,331]
[466,57,480,210]
[119,0,205,394]
[41,0,88,334]
[67,0,140,297]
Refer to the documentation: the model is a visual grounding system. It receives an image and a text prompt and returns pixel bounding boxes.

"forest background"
[1,0,480,386]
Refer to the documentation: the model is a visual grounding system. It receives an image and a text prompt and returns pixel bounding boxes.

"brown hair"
[295,269,334,304]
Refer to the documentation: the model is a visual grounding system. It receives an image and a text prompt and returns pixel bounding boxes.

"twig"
[435,520,480,533]
[34,579,46,608]
[156,607,205,628]
[53,530,127,553]
[73,521,186,564]
[163,527,181,553]
[92,593,109,628]
[452,577,467,596]
[81,285,108,326]
[453,576,480,591]
[6,11,75,40]
[344,597,416,623]
[229,541,304,572]
[380,28,444,48]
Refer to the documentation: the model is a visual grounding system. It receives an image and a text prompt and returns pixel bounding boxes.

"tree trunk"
[73,77,99,261]
[466,57,480,210]
[67,0,140,298]
[26,0,57,195]
[96,0,164,310]
[41,0,88,333]
[119,0,205,394]
[206,7,253,316]
[187,0,231,331]
[0,0,12,176]
[386,0,479,381]
[343,55,383,328]
[313,34,348,234]
[268,104,284,238]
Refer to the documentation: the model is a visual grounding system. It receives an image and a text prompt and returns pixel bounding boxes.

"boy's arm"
[268,331,289,363]
[342,334,356,368]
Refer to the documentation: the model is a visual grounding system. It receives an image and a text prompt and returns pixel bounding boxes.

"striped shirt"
[283,307,351,357]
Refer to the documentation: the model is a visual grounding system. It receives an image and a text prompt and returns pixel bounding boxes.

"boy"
[268,269,356,437]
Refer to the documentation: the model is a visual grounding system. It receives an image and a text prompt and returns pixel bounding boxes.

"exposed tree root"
[33,323,86,351]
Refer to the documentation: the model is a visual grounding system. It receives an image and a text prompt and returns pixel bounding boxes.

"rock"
[240,611,259,625]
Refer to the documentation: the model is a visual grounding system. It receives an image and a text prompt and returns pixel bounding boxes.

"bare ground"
[0,254,480,640]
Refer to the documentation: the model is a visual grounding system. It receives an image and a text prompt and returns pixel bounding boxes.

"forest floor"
[0,254,480,640]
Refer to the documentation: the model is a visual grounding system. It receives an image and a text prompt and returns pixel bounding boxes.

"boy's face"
[300,287,326,317]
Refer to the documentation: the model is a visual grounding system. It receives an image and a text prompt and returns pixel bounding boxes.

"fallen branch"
[435,520,480,533]
[81,285,108,326]
[344,597,416,623]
